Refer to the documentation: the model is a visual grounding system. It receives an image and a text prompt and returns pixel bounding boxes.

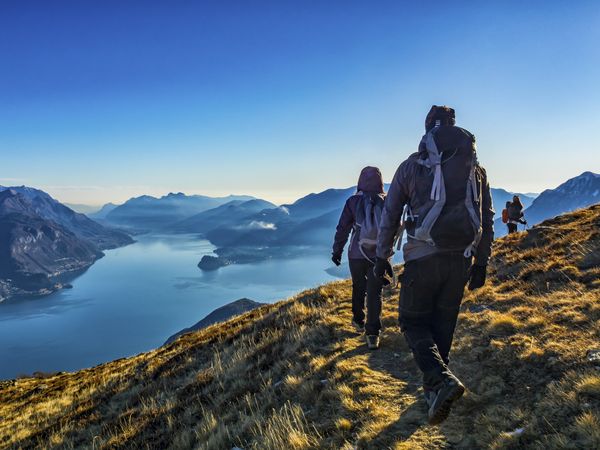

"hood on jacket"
[425,105,456,132]
[357,166,384,194]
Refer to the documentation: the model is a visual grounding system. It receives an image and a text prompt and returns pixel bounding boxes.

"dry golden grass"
[1,205,599,449]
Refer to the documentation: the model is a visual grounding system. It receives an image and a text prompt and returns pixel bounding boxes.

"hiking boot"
[366,334,380,350]
[427,377,465,425]
[351,320,365,332]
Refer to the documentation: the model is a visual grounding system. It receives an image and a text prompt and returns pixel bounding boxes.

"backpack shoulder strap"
[354,195,366,227]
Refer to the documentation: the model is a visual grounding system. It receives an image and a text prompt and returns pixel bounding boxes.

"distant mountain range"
[204,187,357,248]
[64,203,102,214]
[89,203,118,220]
[2,171,596,293]
[0,186,133,302]
[199,186,536,252]
[490,188,535,210]
[103,192,256,230]
[172,199,276,234]
[523,171,599,226]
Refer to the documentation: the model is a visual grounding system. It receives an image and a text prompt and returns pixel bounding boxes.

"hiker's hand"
[374,257,393,286]
[331,254,342,266]
[468,264,487,291]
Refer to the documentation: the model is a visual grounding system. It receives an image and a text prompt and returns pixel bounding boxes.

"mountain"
[523,171,600,226]
[171,199,276,234]
[0,186,132,250]
[490,188,535,211]
[64,203,102,214]
[281,187,356,221]
[0,190,103,301]
[0,186,133,301]
[89,202,119,219]
[278,208,341,246]
[203,187,367,249]
[199,185,391,268]
[164,298,265,345]
[3,205,599,448]
[104,192,256,230]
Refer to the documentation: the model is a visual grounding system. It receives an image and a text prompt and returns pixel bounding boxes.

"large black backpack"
[402,123,483,255]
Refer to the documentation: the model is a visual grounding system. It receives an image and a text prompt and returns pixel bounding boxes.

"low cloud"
[235,221,277,231]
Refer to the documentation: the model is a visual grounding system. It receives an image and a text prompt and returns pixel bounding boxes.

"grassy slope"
[1,205,599,450]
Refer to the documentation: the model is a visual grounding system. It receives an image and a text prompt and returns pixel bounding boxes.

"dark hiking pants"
[507,223,518,234]
[349,258,383,336]
[398,253,472,391]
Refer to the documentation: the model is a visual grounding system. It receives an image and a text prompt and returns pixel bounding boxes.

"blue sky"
[1,1,599,206]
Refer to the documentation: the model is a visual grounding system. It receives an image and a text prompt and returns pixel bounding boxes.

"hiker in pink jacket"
[332,166,386,350]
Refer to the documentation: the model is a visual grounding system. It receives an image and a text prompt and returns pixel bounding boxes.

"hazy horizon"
[0,178,560,210]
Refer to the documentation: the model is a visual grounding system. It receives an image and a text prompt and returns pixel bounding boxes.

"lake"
[0,234,347,380]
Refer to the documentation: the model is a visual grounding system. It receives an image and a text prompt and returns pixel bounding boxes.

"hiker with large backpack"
[332,166,386,350]
[374,106,494,425]
[506,195,527,233]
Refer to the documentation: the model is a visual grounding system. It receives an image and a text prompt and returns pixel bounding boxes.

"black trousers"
[399,253,471,390]
[349,258,383,335]
[507,223,518,234]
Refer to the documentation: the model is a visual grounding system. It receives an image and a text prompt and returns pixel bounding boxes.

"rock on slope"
[0,204,598,449]
[164,298,266,345]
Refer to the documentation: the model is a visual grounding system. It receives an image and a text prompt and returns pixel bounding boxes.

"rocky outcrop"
[164,298,265,345]
[197,255,231,271]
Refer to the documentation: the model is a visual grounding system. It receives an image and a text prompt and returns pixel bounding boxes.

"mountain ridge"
[105,193,257,230]
[0,187,133,302]
[0,190,104,301]
[524,171,599,226]
[164,298,266,345]
[0,186,132,250]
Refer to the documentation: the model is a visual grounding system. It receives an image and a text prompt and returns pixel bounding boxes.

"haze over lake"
[0,234,340,380]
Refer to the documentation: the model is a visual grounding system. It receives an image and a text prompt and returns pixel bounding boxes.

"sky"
[1,1,599,206]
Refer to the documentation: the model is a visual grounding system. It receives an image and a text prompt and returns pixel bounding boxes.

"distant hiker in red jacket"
[332,167,385,350]
[374,106,494,425]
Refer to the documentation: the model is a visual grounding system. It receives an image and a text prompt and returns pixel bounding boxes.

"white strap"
[431,164,442,201]
[425,128,443,201]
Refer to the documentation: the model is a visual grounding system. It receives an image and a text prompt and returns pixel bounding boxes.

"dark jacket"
[376,125,494,266]
[333,167,385,261]
[507,203,525,223]
[333,194,367,260]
